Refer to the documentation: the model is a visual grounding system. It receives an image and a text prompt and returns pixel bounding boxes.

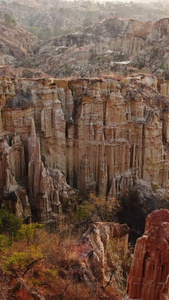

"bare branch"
[22,257,44,278]
[101,266,118,290]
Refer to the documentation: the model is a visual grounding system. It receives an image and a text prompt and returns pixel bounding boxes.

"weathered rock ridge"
[1,16,169,80]
[127,209,169,300]
[75,222,129,286]
[0,75,169,222]
[35,17,169,79]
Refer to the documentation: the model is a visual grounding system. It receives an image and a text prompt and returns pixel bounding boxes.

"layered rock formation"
[0,75,169,222]
[127,209,169,300]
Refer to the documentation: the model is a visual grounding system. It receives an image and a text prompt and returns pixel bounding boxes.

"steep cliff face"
[127,209,169,300]
[0,75,169,222]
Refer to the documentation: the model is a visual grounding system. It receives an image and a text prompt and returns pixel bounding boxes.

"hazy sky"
[69,0,165,2]
[88,0,165,2]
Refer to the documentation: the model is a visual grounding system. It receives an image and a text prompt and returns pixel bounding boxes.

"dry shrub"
[0,218,127,300]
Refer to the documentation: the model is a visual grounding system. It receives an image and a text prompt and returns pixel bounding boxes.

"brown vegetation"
[0,204,131,300]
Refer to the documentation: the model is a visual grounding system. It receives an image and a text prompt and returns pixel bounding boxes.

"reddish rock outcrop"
[161,274,169,300]
[127,209,169,300]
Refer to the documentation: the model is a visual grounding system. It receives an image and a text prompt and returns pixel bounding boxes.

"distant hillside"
[1,13,169,80]
[0,0,169,41]
[0,17,39,68]
[31,17,169,79]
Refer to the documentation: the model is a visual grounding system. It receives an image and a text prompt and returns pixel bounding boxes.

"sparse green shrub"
[28,26,40,37]
[38,27,53,40]
[0,208,22,240]
[18,223,44,245]
[160,65,166,70]
[76,203,95,221]
[0,234,10,250]
[3,246,43,277]
[74,194,121,232]
[4,13,17,27]
[152,183,160,192]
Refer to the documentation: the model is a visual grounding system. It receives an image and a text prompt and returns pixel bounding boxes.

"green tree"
[4,246,43,278]
[74,194,121,233]
[0,234,10,251]
[18,223,44,245]
[76,202,95,222]
[0,208,22,240]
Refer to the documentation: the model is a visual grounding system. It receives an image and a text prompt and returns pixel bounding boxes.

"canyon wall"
[127,209,169,300]
[0,75,169,223]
